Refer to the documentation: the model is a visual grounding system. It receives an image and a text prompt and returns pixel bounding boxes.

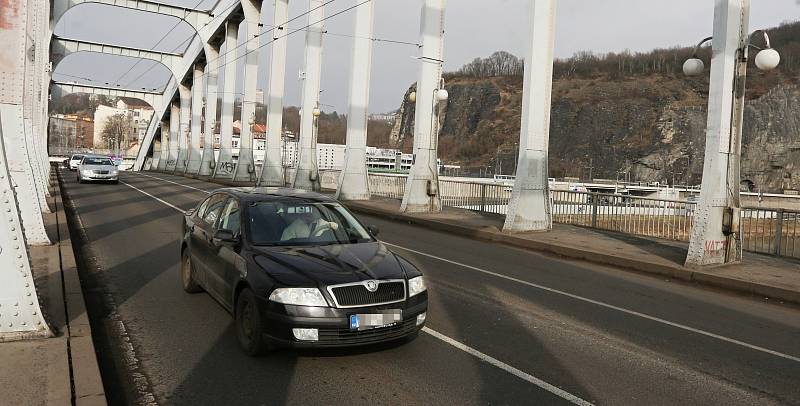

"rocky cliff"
[389,75,800,193]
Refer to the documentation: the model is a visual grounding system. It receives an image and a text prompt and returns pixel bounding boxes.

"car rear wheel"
[180,250,202,293]
[236,288,270,356]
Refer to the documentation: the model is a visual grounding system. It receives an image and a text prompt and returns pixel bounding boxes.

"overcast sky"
[53,0,800,114]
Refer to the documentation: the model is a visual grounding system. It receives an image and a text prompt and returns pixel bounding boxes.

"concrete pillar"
[686,0,749,266]
[214,20,240,180]
[259,0,290,186]
[167,101,180,171]
[199,44,220,177]
[22,0,51,221]
[175,84,192,173]
[157,120,169,171]
[400,0,446,213]
[0,0,52,340]
[186,63,205,175]
[336,0,374,200]
[233,1,262,183]
[503,0,556,232]
[292,0,325,191]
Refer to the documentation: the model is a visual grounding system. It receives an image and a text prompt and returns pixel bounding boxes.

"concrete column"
[151,127,162,170]
[167,101,180,171]
[199,44,220,177]
[258,0,290,186]
[503,0,556,232]
[234,1,262,183]
[292,0,325,191]
[336,0,374,200]
[0,0,52,340]
[400,0,446,213]
[214,20,240,179]
[175,84,192,173]
[156,120,169,170]
[22,0,51,219]
[686,0,749,266]
[186,63,205,175]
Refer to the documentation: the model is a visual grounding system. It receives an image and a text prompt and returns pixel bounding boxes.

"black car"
[181,188,428,355]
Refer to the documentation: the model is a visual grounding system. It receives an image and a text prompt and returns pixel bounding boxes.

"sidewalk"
[0,169,106,405]
[345,197,800,305]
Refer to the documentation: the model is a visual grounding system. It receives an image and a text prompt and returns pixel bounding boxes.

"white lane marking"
[113,174,592,401]
[385,242,800,364]
[120,180,186,213]
[135,172,212,194]
[423,327,594,405]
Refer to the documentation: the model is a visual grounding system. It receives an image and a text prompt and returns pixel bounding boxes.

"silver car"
[68,154,84,171]
[77,156,119,184]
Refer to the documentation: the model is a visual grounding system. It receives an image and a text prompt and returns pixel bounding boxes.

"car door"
[194,193,228,294]
[187,195,213,285]
[207,197,243,309]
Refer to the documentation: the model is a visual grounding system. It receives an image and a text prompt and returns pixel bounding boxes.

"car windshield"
[83,157,113,165]
[71,155,83,160]
[248,201,374,246]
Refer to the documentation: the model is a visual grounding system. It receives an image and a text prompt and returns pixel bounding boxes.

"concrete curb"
[345,201,800,305]
[53,169,108,406]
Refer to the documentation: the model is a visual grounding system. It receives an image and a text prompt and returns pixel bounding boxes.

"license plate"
[349,310,402,331]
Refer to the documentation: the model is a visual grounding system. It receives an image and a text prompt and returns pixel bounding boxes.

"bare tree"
[101,113,131,154]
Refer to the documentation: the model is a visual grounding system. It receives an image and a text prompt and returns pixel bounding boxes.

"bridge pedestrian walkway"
[344,197,800,305]
[0,169,106,406]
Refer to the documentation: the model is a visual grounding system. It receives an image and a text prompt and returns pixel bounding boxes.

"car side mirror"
[367,225,380,237]
[213,229,239,244]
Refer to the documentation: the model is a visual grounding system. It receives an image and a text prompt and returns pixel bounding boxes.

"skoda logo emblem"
[365,280,379,292]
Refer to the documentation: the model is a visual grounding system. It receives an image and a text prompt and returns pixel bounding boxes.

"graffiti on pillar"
[218,161,235,174]
[703,240,726,257]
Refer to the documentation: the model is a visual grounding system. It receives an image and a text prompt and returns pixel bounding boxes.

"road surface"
[59,169,800,405]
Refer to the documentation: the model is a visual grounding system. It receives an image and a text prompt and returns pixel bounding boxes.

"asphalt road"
[60,169,800,406]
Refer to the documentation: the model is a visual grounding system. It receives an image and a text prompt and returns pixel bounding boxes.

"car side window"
[218,199,241,236]
[196,196,212,219]
[202,194,227,226]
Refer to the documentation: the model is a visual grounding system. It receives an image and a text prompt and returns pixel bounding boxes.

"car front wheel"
[236,288,270,356]
[180,250,202,293]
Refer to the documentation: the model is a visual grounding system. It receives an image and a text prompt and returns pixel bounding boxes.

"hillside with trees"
[389,20,800,192]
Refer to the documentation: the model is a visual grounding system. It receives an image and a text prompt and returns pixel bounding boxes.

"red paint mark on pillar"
[0,0,22,30]
[704,240,727,257]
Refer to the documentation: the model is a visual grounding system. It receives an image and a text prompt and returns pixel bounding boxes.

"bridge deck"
[58,169,800,405]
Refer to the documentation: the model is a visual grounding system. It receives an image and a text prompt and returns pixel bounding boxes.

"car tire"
[180,250,203,293]
[235,288,270,356]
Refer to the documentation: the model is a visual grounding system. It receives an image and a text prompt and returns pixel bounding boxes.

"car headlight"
[81,169,92,175]
[269,287,328,307]
[408,276,426,297]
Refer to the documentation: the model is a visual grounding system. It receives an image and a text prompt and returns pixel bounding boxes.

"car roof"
[210,187,337,203]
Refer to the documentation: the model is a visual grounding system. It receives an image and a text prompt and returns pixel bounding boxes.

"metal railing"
[368,173,406,200]
[440,179,511,215]
[552,190,696,241]
[363,173,800,259]
[741,208,800,259]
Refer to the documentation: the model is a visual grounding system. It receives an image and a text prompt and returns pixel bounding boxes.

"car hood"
[253,242,407,286]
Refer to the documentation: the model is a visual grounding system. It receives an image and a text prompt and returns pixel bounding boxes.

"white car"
[77,156,119,184]
[68,154,84,171]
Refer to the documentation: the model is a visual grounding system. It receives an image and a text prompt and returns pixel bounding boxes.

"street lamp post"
[683,0,780,267]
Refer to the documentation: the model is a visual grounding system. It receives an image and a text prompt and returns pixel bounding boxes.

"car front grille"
[328,280,405,308]
[93,170,109,174]
[316,318,418,346]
